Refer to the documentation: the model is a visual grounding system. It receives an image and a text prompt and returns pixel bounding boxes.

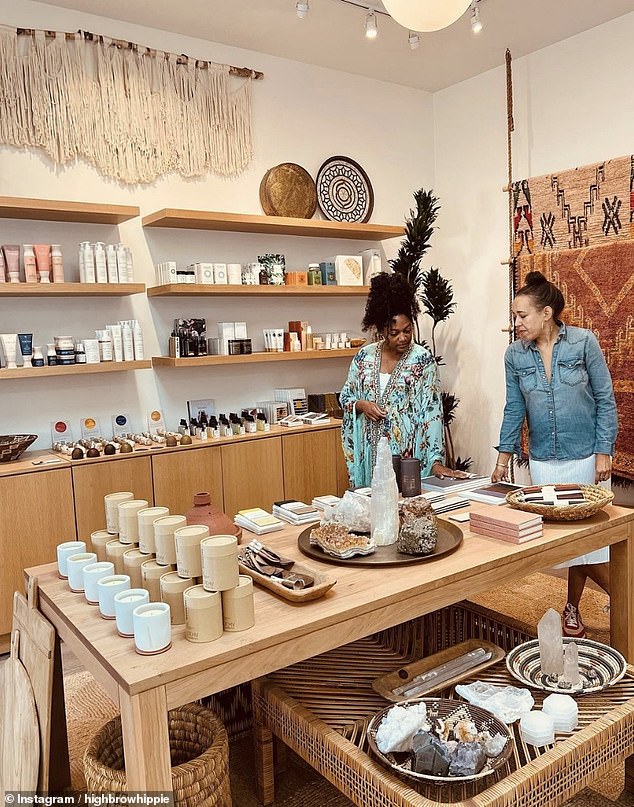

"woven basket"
[0,433,37,462]
[83,704,231,807]
[505,484,614,521]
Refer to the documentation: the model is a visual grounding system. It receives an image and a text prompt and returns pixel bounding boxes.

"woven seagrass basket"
[0,433,37,462]
[83,704,232,807]
[505,484,614,522]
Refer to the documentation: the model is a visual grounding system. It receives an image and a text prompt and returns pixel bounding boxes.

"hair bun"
[525,270,548,287]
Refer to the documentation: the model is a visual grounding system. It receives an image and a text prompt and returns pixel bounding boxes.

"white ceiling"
[39,0,634,91]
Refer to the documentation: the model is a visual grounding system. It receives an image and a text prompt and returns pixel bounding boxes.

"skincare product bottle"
[108,324,123,362]
[75,341,86,364]
[120,321,134,361]
[3,245,20,283]
[178,419,188,435]
[116,244,127,282]
[132,320,144,360]
[106,244,118,283]
[18,333,33,367]
[23,244,37,283]
[46,344,57,366]
[125,247,134,282]
[94,242,108,283]
[51,244,65,283]
[34,244,52,283]
[0,333,18,368]
[97,331,113,362]
[83,242,96,283]
[209,416,219,439]
[189,418,198,437]
[0,247,5,282]
[32,346,45,367]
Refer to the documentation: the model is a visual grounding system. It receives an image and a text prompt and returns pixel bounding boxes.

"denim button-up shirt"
[497,324,618,460]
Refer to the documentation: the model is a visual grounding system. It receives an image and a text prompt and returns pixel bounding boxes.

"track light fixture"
[470,2,482,33]
[365,9,378,38]
[408,31,420,50]
[296,1,309,19]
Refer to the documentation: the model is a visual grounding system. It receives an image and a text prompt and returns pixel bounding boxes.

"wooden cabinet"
[282,429,344,502]
[152,446,223,515]
[72,456,154,541]
[221,438,284,516]
[0,467,75,634]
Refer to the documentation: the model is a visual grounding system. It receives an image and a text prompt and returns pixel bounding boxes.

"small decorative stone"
[448,742,486,777]
[412,730,452,776]
[562,642,581,687]
[397,498,438,555]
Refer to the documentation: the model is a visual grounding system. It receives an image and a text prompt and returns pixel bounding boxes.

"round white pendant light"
[381,0,472,32]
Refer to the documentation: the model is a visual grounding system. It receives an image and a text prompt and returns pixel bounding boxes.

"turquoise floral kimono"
[340,342,444,487]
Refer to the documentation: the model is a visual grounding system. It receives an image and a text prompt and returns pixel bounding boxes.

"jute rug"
[63,573,625,806]
[516,240,634,481]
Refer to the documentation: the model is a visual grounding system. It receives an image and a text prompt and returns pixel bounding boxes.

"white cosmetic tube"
[108,324,123,362]
[0,333,18,369]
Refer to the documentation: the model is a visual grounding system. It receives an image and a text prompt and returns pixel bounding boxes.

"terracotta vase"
[185,492,242,543]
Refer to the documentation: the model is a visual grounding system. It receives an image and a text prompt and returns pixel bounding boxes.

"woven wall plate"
[259,163,317,219]
[506,637,626,694]
[316,155,374,223]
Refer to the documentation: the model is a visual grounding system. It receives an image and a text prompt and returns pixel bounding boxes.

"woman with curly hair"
[340,273,463,487]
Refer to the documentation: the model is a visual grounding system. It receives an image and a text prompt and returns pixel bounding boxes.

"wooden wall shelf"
[147,283,367,298]
[142,209,403,241]
[0,196,140,224]
[0,283,145,297]
[152,350,357,368]
[0,360,152,380]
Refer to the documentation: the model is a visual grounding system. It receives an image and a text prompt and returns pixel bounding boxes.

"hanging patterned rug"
[516,240,634,481]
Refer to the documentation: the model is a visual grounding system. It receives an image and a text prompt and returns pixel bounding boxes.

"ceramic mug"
[133,602,172,654]
[114,588,150,637]
[82,561,115,604]
[66,552,97,592]
[57,541,86,578]
[97,574,131,619]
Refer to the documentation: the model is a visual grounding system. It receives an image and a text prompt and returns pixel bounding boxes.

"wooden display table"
[26,505,634,793]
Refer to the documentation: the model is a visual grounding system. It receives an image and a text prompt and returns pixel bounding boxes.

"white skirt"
[529,456,611,567]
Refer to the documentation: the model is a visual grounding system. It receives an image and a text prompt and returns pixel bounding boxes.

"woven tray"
[259,163,317,219]
[237,557,336,602]
[0,434,37,462]
[505,484,613,521]
[366,698,513,785]
[371,639,505,702]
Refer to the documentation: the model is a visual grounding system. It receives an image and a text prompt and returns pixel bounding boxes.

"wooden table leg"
[119,686,172,792]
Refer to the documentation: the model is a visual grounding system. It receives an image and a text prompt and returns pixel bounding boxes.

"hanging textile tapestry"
[0,28,254,184]
[516,240,634,481]
[512,154,633,257]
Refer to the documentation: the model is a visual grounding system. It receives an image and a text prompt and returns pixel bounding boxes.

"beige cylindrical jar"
[137,506,170,554]
[184,585,223,643]
[106,539,133,575]
[174,524,208,579]
[90,529,113,562]
[118,499,149,544]
[154,515,186,566]
[141,559,176,601]
[160,571,193,625]
[221,575,255,632]
[201,535,239,592]
[123,548,153,588]
[104,491,134,534]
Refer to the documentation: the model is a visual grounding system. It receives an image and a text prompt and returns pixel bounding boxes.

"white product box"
[217,322,236,339]
[227,263,242,284]
[330,255,363,286]
[213,263,228,284]
[234,321,248,339]
[195,263,215,284]
[361,249,384,284]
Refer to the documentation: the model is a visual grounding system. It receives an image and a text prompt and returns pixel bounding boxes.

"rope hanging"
[0,26,261,184]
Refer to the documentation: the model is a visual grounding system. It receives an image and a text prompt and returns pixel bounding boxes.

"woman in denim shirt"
[492,271,618,638]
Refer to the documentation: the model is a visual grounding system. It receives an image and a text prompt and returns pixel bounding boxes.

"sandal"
[247,539,295,569]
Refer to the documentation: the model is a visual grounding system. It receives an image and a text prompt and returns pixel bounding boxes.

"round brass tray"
[297,520,463,567]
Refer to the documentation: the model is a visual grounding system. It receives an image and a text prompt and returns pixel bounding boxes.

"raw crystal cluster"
[397,497,438,555]
[375,702,507,779]
[455,681,534,724]
[537,609,581,689]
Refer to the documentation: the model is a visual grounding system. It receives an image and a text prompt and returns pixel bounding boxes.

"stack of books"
[300,412,331,425]
[431,494,471,515]
[421,475,489,495]
[312,494,341,511]
[468,503,543,543]
[272,500,321,525]
[234,507,285,535]
[467,481,522,506]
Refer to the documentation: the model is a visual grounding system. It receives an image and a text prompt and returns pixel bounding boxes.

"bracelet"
[495,463,508,469]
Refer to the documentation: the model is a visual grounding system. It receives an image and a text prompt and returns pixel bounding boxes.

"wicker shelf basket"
[505,484,614,522]
[83,703,232,806]
[0,433,37,462]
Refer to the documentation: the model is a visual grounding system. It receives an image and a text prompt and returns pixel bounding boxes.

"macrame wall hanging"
[0,26,263,184]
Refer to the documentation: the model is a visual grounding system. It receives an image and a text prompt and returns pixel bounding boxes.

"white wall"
[432,12,634,502]
[0,0,434,444]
